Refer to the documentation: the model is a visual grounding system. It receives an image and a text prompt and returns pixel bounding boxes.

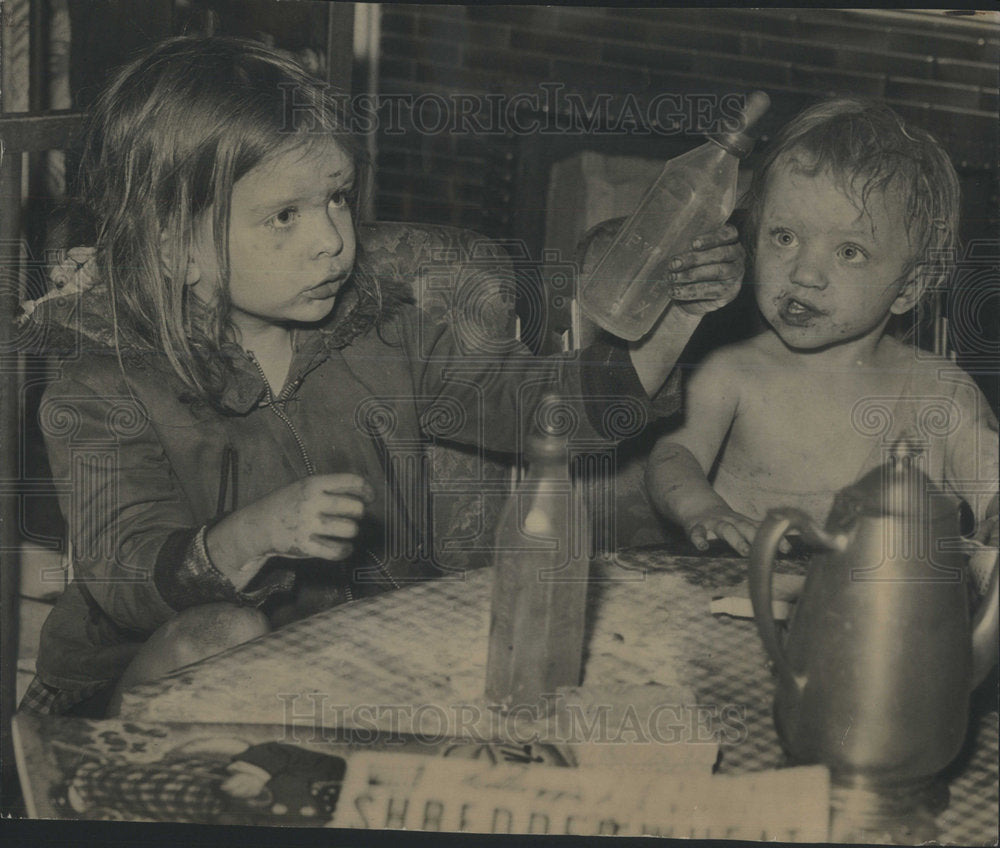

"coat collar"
[215,274,413,413]
[217,330,329,413]
[22,268,413,414]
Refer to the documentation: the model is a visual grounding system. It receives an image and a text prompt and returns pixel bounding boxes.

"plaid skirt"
[19,675,110,717]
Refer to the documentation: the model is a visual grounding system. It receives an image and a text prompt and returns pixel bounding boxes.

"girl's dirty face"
[189,139,357,335]
[754,158,917,353]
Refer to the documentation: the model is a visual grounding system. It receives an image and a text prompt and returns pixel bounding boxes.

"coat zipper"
[245,351,399,598]
[246,353,314,475]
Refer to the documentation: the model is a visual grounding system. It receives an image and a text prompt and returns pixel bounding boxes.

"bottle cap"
[710,90,770,159]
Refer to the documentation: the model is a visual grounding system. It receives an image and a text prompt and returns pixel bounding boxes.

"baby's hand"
[666,224,744,316]
[974,513,999,548]
[973,495,999,547]
[684,505,760,557]
[250,473,375,561]
[969,509,998,598]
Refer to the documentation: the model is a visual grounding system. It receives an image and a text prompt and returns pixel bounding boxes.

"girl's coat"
[27,274,679,707]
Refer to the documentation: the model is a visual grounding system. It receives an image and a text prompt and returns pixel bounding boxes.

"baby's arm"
[941,371,999,544]
[645,350,759,555]
[930,367,998,600]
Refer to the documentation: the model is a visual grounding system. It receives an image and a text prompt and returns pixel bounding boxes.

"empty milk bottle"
[579,91,770,340]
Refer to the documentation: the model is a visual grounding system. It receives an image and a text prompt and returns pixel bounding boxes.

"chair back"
[357,220,518,571]
[1,112,89,805]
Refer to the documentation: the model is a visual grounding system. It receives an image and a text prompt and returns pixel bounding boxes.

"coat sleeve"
[39,370,276,635]
[391,307,681,453]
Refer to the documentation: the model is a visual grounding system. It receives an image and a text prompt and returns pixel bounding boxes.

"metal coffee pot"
[749,456,998,838]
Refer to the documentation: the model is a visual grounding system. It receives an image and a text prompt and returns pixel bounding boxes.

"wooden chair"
[1,110,88,810]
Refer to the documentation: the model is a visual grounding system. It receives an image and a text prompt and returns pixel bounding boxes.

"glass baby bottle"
[578,91,770,341]
[485,396,590,713]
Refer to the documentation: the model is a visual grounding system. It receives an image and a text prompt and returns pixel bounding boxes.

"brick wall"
[375,6,998,246]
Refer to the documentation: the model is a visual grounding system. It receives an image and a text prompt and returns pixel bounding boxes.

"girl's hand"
[207,474,377,590]
[251,474,376,561]
[665,224,744,316]
[626,225,742,394]
[684,504,761,557]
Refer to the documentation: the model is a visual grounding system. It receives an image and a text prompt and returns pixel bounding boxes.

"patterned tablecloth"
[120,549,999,845]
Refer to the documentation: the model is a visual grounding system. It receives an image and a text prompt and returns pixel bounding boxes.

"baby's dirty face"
[753,158,916,353]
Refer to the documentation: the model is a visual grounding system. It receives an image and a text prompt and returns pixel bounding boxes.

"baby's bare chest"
[722,373,898,489]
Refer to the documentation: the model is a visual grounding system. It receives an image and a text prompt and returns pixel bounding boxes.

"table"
[119,549,999,844]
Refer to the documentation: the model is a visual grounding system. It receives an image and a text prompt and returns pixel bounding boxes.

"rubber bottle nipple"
[713,90,771,158]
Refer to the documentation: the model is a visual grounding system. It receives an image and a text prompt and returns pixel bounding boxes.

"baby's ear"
[889,274,922,315]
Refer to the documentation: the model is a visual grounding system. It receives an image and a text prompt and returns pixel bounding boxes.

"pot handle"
[748,509,841,694]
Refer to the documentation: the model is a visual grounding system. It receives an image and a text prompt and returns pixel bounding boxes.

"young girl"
[21,37,745,717]
[646,98,998,560]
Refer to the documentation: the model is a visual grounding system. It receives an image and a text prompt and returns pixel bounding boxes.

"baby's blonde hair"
[745,97,961,314]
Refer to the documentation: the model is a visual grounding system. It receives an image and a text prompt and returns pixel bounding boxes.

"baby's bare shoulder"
[689,338,771,402]
[879,338,980,393]
[876,340,995,436]
[701,334,774,373]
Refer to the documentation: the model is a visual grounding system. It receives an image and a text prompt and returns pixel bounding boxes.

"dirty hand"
[246,473,376,561]
[685,504,764,557]
[665,224,744,316]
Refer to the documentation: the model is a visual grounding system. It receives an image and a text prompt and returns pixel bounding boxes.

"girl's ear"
[159,231,202,286]
[183,259,202,286]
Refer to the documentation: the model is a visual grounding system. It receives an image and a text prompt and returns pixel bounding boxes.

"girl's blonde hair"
[80,36,375,404]
[744,97,961,314]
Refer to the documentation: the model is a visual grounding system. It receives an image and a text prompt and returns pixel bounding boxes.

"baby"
[647,98,998,557]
